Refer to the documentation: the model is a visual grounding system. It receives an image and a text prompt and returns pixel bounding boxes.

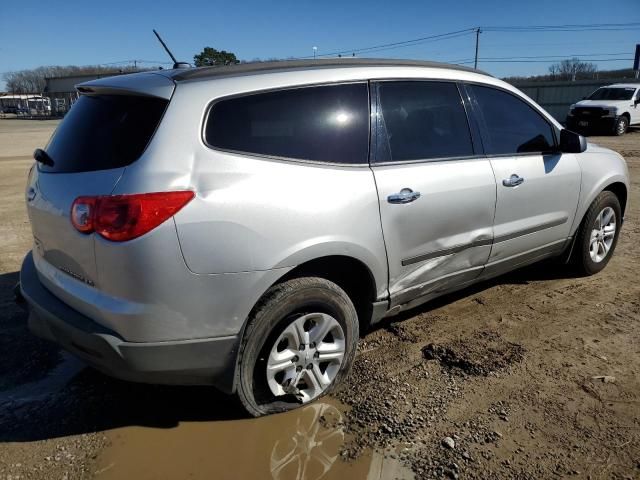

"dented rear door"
[371,80,496,306]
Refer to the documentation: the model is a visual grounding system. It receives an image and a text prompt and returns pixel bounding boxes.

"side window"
[468,85,555,155]
[204,83,369,164]
[377,81,474,162]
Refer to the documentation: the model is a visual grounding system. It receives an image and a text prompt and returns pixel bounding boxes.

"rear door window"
[468,85,555,155]
[376,81,474,162]
[41,94,168,173]
[204,83,369,164]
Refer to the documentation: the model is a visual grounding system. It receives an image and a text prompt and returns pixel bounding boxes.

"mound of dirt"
[422,332,525,376]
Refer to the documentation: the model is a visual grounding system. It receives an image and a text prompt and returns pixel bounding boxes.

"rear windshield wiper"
[33,148,54,167]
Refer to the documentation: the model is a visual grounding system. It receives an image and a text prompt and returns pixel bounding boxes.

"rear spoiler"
[76,71,175,100]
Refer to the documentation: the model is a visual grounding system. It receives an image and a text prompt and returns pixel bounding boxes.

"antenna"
[153,29,190,69]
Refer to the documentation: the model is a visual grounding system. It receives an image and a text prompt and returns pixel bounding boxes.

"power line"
[333,31,475,57]
[476,52,631,60]
[486,27,640,32]
[464,58,633,64]
[296,21,640,62]
[99,59,173,66]
[298,28,476,59]
[483,22,640,32]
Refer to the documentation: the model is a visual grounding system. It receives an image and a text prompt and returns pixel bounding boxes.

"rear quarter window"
[204,83,369,164]
[41,94,168,173]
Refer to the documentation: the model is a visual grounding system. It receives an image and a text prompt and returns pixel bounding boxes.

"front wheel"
[614,116,629,136]
[571,191,621,275]
[236,277,359,417]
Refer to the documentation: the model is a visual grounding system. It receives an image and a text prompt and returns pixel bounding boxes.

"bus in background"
[0,94,52,116]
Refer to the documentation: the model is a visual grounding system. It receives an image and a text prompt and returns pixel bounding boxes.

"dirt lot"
[0,119,639,480]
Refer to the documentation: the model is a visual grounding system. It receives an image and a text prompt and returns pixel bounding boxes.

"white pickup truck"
[567,83,640,135]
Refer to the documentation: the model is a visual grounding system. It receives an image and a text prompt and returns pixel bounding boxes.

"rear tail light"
[70,191,194,242]
[71,196,97,233]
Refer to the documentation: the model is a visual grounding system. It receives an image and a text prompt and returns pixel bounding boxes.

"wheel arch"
[570,147,629,237]
[604,181,628,218]
[275,255,380,331]
[231,253,385,394]
[240,250,385,339]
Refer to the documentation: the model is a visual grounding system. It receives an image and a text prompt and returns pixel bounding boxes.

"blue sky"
[1,0,639,90]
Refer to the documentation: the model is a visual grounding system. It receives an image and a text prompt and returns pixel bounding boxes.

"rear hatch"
[26,73,174,290]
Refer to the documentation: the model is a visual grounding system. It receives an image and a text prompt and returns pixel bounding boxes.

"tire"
[571,191,621,275]
[236,277,359,417]
[614,116,629,136]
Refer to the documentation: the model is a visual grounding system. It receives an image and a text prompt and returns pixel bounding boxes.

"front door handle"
[502,174,525,187]
[388,188,421,204]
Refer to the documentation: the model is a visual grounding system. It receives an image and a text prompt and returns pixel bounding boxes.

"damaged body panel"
[372,159,496,308]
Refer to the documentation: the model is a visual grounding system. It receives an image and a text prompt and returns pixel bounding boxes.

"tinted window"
[205,83,369,164]
[378,81,473,162]
[588,87,636,101]
[469,85,555,155]
[42,94,168,173]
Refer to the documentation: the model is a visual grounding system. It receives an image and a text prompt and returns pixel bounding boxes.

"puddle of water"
[93,398,413,480]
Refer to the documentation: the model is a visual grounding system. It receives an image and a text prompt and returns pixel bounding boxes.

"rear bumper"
[19,251,238,393]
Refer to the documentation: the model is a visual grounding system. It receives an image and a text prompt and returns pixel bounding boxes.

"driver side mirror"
[560,129,587,153]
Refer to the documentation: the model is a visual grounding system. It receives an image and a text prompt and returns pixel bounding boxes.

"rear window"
[204,83,369,164]
[41,94,168,173]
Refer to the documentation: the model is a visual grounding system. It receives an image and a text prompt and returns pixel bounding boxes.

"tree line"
[504,57,637,83]
[3,65,141,94]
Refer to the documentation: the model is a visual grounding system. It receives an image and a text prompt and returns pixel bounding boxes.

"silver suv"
[19,59,629,416]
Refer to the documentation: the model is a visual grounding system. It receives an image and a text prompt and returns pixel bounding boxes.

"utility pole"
[474,27,482,69]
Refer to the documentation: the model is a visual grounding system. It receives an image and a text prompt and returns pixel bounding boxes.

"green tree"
[193,47,240,67]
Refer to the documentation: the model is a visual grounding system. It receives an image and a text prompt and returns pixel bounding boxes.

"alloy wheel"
[266,313,345,403]
[589,206,616,263]
[616,117,628,135]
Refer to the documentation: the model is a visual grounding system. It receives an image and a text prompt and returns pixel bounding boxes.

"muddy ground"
[0,119,639,480]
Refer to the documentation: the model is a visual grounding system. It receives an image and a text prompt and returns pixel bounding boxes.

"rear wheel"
[614,116,629,136]
[236,277,359,417]
[572,191,621,275]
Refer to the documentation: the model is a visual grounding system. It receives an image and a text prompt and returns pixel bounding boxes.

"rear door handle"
[387,188,421,204]
[502,174,524,187]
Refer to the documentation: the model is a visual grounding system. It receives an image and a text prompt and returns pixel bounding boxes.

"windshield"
[587,87,636,101]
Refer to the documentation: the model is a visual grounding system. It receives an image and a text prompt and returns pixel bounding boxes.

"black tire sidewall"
[236,277,359,417]
[614,116,628,136]
[575,191,621,275]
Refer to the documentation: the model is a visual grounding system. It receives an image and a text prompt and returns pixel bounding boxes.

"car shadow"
[0,270,246,443]
[0,259,578,442]
[370,259,582,328]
